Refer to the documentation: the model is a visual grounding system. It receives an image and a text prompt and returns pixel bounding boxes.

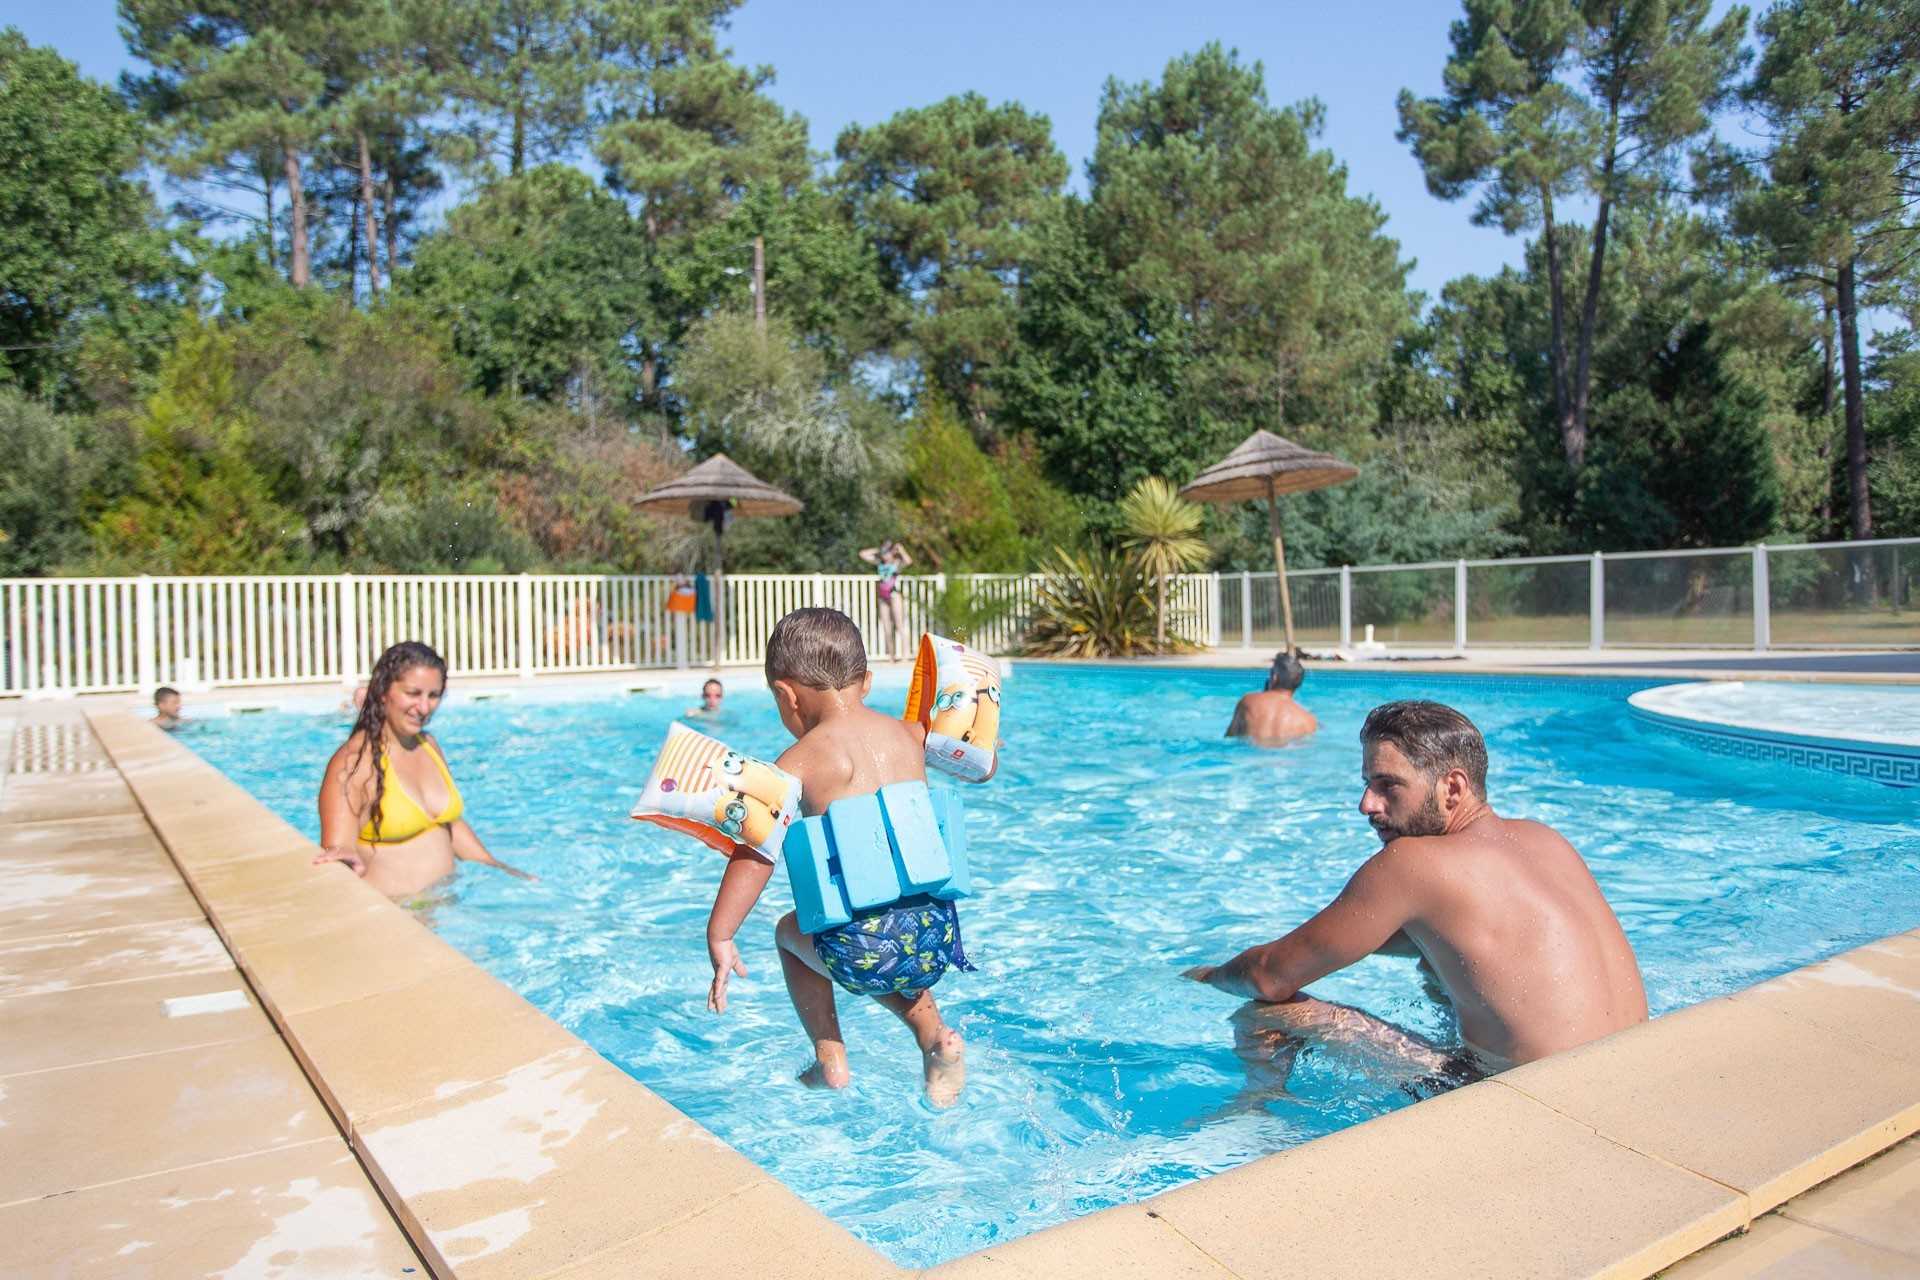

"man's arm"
[1188,849,1416,1002]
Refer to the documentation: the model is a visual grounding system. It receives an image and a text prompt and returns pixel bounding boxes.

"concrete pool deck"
[3,673,1918,1276]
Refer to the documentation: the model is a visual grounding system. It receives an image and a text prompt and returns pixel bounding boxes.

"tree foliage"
[834,93,1068,432]
[1399,0,1748,470]
[0,31,182,402]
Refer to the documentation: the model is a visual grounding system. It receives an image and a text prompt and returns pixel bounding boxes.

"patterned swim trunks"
[811,894,973,997]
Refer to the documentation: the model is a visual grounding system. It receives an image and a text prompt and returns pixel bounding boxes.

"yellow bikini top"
[361,737,463,845]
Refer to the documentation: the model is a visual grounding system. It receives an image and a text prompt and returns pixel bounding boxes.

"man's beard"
[1370,790,1446,842]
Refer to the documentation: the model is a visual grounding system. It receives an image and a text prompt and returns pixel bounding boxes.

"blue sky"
[16,0,1755,308]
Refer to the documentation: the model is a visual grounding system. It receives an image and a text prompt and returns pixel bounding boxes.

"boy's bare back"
[779,703,928,816]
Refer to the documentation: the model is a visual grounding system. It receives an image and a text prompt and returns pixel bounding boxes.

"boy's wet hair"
[1361,700,1489,796]
[154,686,179,704]
[1265,651,1306,692]
[766,608,868,690]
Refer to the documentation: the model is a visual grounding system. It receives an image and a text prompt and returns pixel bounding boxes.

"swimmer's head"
[701,678,723,710]
[1265,651,1306,693]
[1358,700,1487,842]
[765,608,871,735]
[154,686,181,718]
[766,608,867,690]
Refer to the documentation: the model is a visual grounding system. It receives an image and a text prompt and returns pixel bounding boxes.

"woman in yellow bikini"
[314,641,534,898]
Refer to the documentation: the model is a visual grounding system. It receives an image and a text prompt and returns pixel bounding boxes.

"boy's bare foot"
[799,1058,850,1090]
[922,1027,966,1107]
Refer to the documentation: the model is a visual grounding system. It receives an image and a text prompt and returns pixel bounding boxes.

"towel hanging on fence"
[694,573,714,622]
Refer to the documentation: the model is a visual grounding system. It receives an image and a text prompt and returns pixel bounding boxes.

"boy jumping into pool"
[702,608,972,1105]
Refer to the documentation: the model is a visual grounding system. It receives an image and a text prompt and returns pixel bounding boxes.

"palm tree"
[1119,477,1211,651]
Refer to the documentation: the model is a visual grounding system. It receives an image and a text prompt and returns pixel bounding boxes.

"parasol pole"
[1266,474,1297,656]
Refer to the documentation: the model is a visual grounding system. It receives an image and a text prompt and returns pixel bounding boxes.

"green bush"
[1022,544,1167,657]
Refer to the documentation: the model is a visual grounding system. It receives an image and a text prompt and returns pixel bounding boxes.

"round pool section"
[1628,681,1920,788]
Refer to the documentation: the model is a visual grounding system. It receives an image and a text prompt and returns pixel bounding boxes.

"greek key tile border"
[1632,711,1919,789]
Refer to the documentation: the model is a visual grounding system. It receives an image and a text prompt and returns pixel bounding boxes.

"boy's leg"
[874,987,966,1107]
[774,912,851,1089]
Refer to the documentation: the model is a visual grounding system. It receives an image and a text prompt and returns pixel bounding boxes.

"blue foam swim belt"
[782,780,970,936]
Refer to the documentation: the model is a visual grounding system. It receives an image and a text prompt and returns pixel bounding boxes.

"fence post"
[1339,566,1353,650]
[1454,560,1469,651]
[135,576,157,695]
[1208,572,1221,647]
[516,573,536,680]
[1753,544,1771,651]
[1239,572,1253,648]
[1589,553,1605,651]
[811,572,824,608]
[339,573,359,689]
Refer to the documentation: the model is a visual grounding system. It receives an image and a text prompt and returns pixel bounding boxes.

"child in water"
[703,607,972,1106]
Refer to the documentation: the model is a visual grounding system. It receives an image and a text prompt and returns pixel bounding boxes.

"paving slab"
[0,917,232,997]
[0,771,141,822]
[1730,932,1920,1069]
[0,846,203,941]
[283,961,584,1128]
[0,966,272,1074]
[1778,1136,1920,1263]
[918,1201,1231,1280]
[1146,1079,1748,1280]
[1498,996,1920,1215]
[0,1139,425,1280]
[1658,1213,1920,1278]
[542,1182,902,1280]
[353,1048,774,1279]
[0,1035,339,1205]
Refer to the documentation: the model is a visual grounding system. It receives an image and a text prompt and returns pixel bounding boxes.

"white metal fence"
[1216,537,1919,653]
[4,539,1913,698]
[0,571,1214,698]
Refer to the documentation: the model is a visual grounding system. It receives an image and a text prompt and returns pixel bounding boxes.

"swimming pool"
[183,667,1920,1267]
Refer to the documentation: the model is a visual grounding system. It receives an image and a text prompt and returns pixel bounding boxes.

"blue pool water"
[183,667,1920,1266]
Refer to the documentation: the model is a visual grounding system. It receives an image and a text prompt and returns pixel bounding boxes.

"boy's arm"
[705,848,774,1013]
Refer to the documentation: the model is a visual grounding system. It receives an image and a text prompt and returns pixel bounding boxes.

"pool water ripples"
[184,666,1920,1267]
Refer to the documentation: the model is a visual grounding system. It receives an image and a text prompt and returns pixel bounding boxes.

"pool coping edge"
[82,707,1920,1280]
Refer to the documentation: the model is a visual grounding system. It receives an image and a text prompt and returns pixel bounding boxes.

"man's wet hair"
[765,608,868,690]
[1265,650,1306,692]
[1361,700,1488,796]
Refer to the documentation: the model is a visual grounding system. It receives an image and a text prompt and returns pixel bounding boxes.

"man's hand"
[312,845,366,876]
[707,937,747,1013]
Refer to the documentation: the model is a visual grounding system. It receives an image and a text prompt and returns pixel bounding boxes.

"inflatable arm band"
[904,634,1001,783]
[783,780,969,936]
[630,723,801,861]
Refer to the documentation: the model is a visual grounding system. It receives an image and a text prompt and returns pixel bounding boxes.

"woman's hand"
[312,845,367,876]
[707,937,747,1013]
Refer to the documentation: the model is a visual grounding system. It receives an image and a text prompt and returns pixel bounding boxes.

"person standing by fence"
[859,540,913,659]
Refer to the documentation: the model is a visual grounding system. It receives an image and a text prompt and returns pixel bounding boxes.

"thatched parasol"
[635,454,802,668]
[1180,430,1357,655]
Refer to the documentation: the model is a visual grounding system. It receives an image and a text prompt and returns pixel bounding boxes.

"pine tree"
[832,94,1068,434]
[1398,0,1748,470]
[1714,0,1920,540]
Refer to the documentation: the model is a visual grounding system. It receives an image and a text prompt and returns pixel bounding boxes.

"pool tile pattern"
[1629,682,1920,787]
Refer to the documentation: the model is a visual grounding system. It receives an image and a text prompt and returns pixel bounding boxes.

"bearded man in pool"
[1187,700,1647,1083]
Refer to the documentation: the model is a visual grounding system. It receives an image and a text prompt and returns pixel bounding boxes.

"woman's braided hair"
[346,641,448,842]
